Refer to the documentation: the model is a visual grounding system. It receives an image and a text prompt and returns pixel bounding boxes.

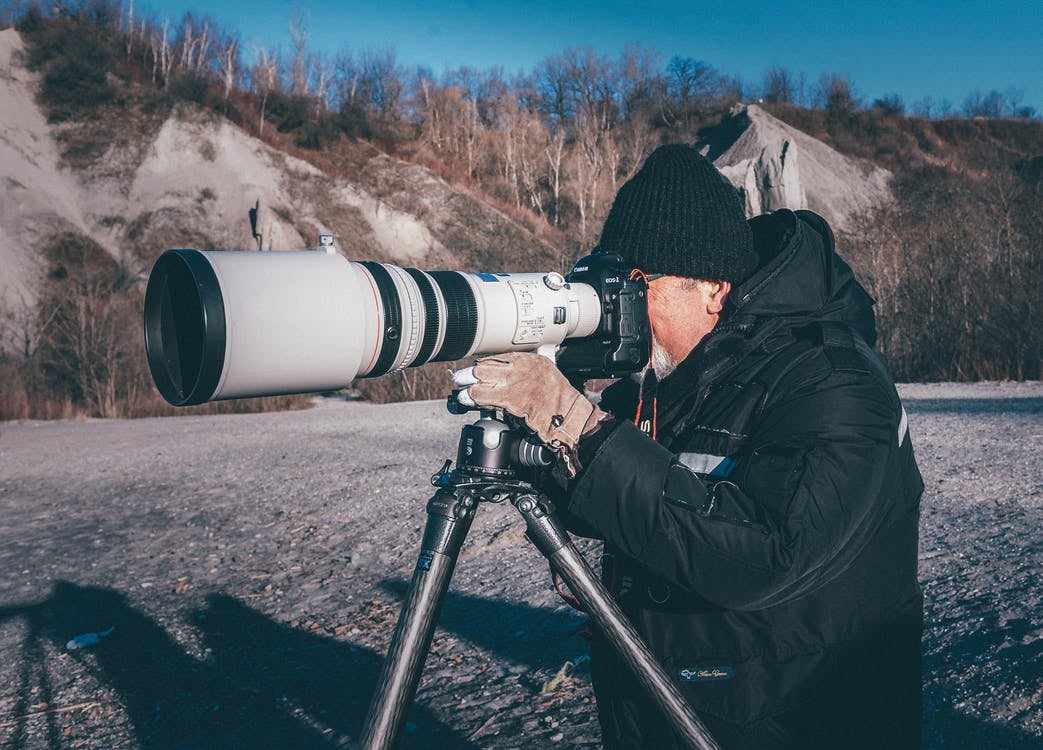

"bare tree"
[413,67,440,148]
[612,114,655,183]
[963,89,1006,118]
[562,47,618,135]
[495,94,522,205]
[251,46,282,135]
[534,54,573,127]
[516,113,550,220]
[1003,87,1025,118]
[614,45,661,187]
[535,48,623,242]
[570,109,607,246]
[152,17,173,86]
[814,73,858,117]
[357,48,404,132]
[911,96,934,118]
[335,49,361,101]
[175,14,210,72]
[308,52,333,114]
[289,7,308,95]
[412,77,480,174]
[30,235,141,418]
[664,56,723,127]
[217,34,239,101]
[121,0,134,57]
[1,286,55,365]
[872,94,905,117]
[794,71,809,107]
[460,93,481,178]
[492,93,549,211]
[545,129,566,227]
[618,44,661,118]
[762,66,795,104]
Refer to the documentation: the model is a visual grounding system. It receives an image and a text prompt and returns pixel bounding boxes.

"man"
[466,144,923,748]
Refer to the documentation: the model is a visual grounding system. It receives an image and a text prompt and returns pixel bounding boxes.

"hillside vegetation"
[0,3,1040,420]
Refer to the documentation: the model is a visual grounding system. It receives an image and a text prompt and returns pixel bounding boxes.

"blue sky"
[136,0,1042,113]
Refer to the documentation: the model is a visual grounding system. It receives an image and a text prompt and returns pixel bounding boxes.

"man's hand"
[460,352,608,453]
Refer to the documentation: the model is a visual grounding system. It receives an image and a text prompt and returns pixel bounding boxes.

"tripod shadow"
[380,579,590,669]
[0,581,474,749]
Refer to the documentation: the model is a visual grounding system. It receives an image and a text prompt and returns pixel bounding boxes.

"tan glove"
[467,352,608,454]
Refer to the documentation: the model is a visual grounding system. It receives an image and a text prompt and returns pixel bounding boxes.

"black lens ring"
[359,261,402,377]
[404,268,441,367]
[143,249,226,406]
[429,271,478,362]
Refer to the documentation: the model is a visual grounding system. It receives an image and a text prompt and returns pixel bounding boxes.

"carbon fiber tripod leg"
[359,488,477,750]
[513,491,721,750]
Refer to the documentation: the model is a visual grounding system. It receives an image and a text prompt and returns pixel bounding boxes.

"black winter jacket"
[563,210,923,749]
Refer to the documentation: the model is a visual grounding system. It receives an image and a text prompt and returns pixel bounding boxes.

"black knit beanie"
[597,144,757,283]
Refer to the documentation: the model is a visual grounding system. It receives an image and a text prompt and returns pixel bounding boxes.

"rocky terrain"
[0,26,557,313]
[0,381,1040,748]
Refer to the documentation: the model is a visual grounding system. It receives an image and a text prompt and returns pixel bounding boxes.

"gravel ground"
[0,382,1040,749]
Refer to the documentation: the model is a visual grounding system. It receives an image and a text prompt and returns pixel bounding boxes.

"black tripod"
[359,405,719,750]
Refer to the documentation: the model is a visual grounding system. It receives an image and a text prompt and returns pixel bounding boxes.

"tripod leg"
[513,493,720,750]
[359,488,478,750]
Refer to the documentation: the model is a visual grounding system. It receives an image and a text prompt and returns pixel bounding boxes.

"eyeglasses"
[629,269,667,283]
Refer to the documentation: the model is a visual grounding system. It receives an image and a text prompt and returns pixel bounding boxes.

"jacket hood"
[726,209,877,346]
[630,209,878,413]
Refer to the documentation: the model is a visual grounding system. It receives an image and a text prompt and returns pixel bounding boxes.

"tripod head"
[442,390,554,483]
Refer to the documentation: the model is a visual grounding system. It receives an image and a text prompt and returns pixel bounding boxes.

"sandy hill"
[698,104,893,231]
[0,28,556,309]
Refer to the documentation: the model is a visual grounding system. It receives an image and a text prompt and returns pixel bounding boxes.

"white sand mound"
[0,28,99,307]
[124,111,444,261]
[128,115,316,252]
[700,104,892,231]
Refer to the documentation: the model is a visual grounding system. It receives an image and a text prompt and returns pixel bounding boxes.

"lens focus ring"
[358,262,402,377]
[429,271,478,363]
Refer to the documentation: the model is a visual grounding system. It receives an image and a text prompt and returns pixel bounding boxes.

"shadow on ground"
[0,581,474,749]
[2,580,1039,748]
[904,397,1043,415]
[380,578,589,668]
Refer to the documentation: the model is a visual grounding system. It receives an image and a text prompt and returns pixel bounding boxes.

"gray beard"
[650,334,678,380]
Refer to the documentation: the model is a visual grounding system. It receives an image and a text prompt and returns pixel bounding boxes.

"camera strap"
[627,268,660,439]
[634,368,660,440]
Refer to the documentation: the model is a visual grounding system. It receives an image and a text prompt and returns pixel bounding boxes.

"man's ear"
[707,280,731,314]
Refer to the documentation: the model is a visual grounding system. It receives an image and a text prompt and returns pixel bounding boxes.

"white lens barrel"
[144,248,373,405]
[144,249,600,406]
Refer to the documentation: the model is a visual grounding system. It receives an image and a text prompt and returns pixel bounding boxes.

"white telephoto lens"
[144,249,601,406]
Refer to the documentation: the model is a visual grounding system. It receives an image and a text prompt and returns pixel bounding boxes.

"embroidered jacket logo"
[679,666,734,682]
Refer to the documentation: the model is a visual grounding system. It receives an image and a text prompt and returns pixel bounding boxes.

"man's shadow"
[2,579,592,749]
[0,581,474,749]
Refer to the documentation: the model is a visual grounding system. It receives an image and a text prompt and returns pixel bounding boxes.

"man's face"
[645,276,731,378]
